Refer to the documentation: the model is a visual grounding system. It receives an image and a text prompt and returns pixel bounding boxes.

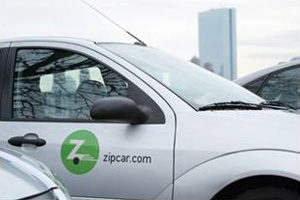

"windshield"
[101,44,264,109]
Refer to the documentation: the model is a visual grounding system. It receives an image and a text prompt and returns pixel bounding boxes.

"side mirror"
[90,97,150,124]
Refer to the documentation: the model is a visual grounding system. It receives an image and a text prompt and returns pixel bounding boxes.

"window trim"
[256,64,300,96]
[0,48,10,118]
[3,46,165,124]
[1,47,15,120]
[244,74,269,94]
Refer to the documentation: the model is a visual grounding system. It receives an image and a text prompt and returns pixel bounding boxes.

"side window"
[13,49,129,120]
[244,75,267,94]
[259,66,300,109]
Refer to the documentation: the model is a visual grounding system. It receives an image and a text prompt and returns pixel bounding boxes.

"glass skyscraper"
[198,8,237,80]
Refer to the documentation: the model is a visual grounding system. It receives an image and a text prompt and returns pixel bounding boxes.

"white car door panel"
[0,41,175,199]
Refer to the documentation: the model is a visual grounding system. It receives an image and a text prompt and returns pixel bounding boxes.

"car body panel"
[174,109,299,179]
[0,37,299,200]
[0,147,70,200]
[0,153,53,199]
[174,150,300,200]
[0,38,176,199]
[0,41,10,48]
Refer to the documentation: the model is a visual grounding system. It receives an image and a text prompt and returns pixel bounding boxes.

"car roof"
[235,59,300,86]
[0,36,96,43]
[0,36,137,48]
[0,36,97,47]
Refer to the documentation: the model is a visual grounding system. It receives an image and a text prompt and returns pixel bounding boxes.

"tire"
[232,187,300,200]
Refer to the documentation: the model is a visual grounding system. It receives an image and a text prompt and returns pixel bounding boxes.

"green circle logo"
[61,130,99,175]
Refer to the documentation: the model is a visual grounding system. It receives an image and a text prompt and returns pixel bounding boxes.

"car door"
[0,40,175,199]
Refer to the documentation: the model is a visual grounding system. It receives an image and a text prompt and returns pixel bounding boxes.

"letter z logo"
[67,140,97,163]
[61,130,99,175]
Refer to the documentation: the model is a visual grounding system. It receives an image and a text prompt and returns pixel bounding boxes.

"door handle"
[8,134,46,147]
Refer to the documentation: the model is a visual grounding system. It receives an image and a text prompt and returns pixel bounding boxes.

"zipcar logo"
[67,140,98,164]
[61,130,99,175]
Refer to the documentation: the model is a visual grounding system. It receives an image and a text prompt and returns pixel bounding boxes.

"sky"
[0,0,299,77]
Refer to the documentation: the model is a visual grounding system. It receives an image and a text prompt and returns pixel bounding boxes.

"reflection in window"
[259,66,300,109]
[13,49,128,119]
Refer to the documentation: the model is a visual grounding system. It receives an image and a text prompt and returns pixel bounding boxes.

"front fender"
[172,150,300,200]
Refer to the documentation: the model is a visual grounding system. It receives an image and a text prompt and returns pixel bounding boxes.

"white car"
[0,146,71,200]
[0,37,299,200]
[235,60,300,111]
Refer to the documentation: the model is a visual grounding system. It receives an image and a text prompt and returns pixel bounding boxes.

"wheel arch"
[211,175,300,200]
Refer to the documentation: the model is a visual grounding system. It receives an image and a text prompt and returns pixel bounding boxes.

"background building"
[198,8,237,80]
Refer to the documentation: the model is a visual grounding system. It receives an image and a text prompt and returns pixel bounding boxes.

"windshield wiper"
[198,101,263,111]
[259,101,294,110]
[198,100,295,111]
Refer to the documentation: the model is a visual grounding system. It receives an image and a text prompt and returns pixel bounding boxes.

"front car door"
[0,40,175,199]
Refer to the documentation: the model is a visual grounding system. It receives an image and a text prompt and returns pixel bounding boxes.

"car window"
[259,66,300,109]
[13,49,129,120]
[244,75,267,93]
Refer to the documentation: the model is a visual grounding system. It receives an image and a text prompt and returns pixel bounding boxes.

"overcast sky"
[0,0,299,77]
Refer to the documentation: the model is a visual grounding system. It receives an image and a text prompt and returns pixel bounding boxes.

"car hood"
[175,110,300,176]
[175,109,300,177]
[196,110,300,152]
[0,147,60,200]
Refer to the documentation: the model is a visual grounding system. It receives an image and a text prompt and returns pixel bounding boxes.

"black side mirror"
[90,97,150,124]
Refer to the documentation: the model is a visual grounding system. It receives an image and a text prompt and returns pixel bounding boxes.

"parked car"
[235,60,300,111]
[0,37,299,200]
[0,146,71,200]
